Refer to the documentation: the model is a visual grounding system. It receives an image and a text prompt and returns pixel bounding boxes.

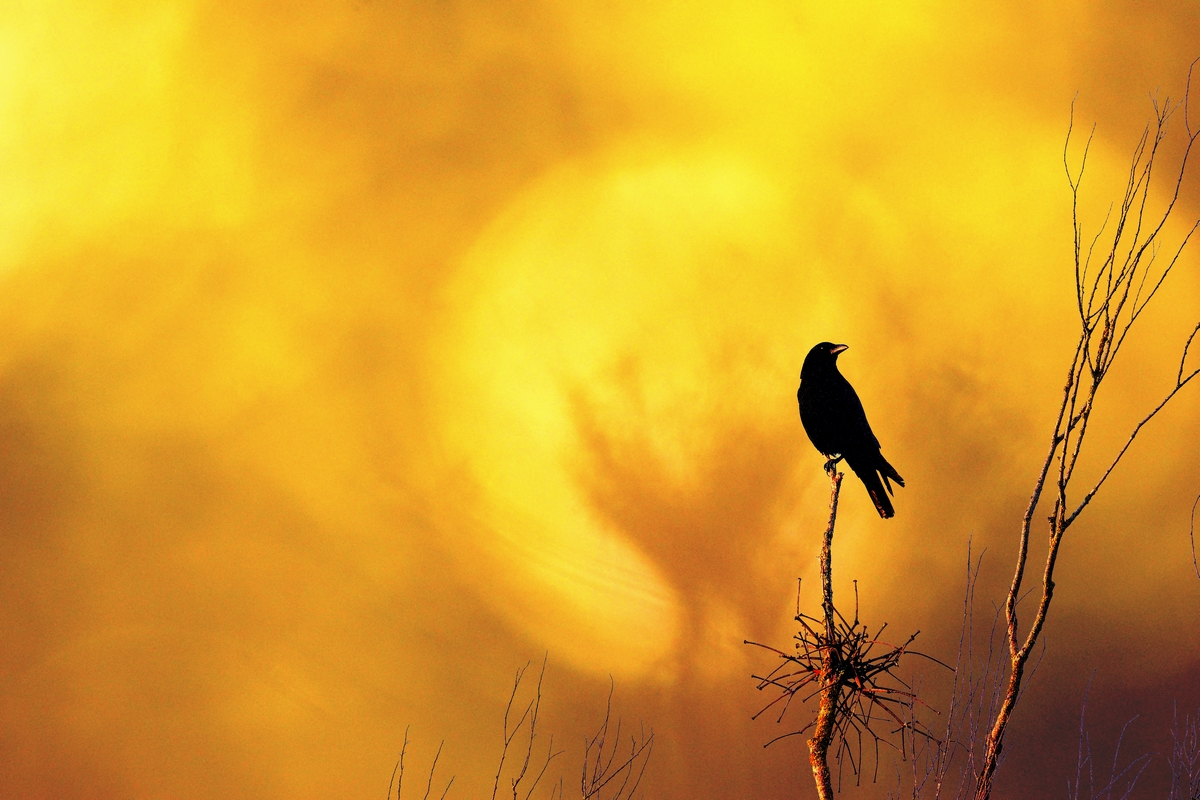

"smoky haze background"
[1,1,1199,798]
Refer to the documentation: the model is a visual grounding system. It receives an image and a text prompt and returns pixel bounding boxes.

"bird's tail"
[878,456,905,495]
[849,456,904,519]
[860,469,895,519]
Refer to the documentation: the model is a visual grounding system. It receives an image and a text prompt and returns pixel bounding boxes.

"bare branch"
[492,663,531,800]
[510,656,548,800]
[1167,705,1200,800]
[389,726,410,800]
[580,685,654,800]
[975,69,1200,800]
[1191,495,1200,581]
[422,741,444,800]
[1066,360,1200,527]
[751,468,943,799]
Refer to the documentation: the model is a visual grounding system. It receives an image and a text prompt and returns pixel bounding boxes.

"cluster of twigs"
[492,658,560,800]
[1168,706,1200,800]
[580,686,653,800]
[1066,680,1152,800]
[886,543,1037,800]
[748,581,940,779]
[389,657,652,800]
[1061,700,1200,800]
[748,469,944,799]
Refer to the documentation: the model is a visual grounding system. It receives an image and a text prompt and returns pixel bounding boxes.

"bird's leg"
[823,455,844,474]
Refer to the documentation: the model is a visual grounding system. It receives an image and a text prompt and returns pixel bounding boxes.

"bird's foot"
[823,456,844,474]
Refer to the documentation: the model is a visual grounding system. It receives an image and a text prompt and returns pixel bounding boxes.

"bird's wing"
[832,376,881,451]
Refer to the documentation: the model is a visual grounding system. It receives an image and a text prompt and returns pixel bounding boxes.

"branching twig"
[1167,705,1200,800]
[491,655,569,800]
[389,726,410,800]
[423,741,448,800]
[1067,678,1151,800]
[581,681,654,800]
[974,60,1200,800]
[392,661,647,800]
[389,730,453,800]
[891,541,1012,800]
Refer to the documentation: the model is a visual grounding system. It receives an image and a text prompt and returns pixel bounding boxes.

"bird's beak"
[831,344,849,355]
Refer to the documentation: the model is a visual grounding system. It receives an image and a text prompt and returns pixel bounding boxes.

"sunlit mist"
[1,2,1199,799]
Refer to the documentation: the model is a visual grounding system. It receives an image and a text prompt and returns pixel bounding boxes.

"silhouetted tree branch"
[750,467,942,799]
[580,681,653,800]
[809,469,844,799]
[389,727,455,800]
[493,657,552,800]
[1190,495,1200,581]
[973,60,1200,800]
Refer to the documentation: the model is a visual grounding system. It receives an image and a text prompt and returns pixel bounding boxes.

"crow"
[797,342,905,518]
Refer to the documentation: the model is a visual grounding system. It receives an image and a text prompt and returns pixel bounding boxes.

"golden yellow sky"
[2,1,1199,798]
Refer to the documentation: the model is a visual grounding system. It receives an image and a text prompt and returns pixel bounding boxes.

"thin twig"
[389,726,410,800]
[422,741,444,800]
[1192,495,1200,581]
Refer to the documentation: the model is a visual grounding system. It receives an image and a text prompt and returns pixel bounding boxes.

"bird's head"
[801,341,849,379]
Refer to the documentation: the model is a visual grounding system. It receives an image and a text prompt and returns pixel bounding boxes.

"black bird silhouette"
[797,342,905,518]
